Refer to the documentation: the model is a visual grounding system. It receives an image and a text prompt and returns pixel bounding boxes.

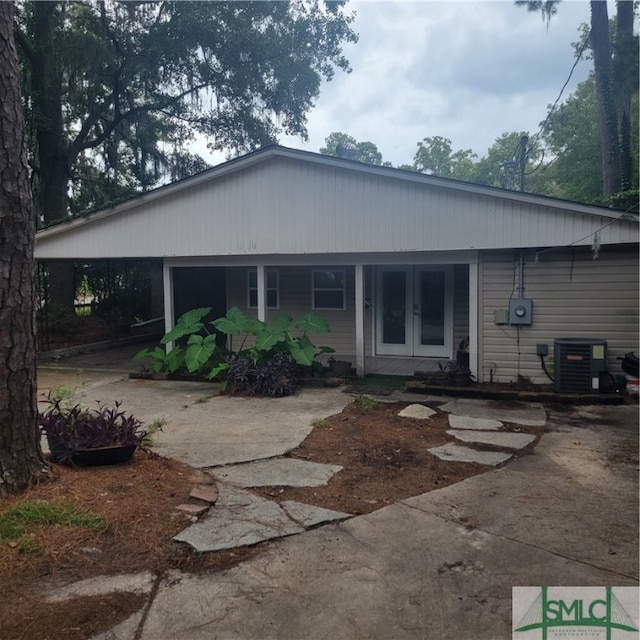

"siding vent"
[554,338,607,394]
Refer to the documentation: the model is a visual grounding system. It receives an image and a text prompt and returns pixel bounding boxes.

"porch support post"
[469,261,479,382]
[162,261,175,352]
[355,263,365,376]
[256,264,266,322]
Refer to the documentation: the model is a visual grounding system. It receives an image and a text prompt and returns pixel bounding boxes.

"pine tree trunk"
[27,1,76,315]
[613,0,636,193]
[0,1,47,494]
[590,1,621,196]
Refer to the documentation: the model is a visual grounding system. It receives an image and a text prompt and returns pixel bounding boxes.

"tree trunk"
[30,1,68,225]
[0,1,47,494]
[613,0,636,193]
[28,2,76,314]
[590,1,621,196]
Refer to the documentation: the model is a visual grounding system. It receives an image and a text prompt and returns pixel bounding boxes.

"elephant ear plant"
[135,306,334,396]
[38,394,146,465]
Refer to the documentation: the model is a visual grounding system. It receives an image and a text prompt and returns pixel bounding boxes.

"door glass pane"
[382,271,406,344]
[420,271,445,346]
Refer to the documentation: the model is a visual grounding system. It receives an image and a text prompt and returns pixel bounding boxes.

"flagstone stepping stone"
[174,496,304,552]
[214,483,266,508]
[209,458,343,488]
[281,501,351,528]
[429,443,512,466]
[45,572,156,602]
[398,404,437,420]
[440,398,546,427]
[175,503,209,516]
[190,485,219,503]
[174,482,354,552]
[448,414,502,431]
[446,429,536,450]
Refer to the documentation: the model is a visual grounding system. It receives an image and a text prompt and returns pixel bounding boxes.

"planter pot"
[446,371,471,387]
[47,438,137,466]
[328,360,352,378]
[72,445,137,466]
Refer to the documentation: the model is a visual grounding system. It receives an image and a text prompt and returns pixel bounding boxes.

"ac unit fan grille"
[557,345,592,393]
[554,339,607,394]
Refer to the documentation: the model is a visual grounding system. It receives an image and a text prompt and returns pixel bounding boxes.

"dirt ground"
[0,397,544,640]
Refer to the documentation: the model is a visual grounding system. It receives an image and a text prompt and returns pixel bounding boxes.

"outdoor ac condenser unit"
[554,338,607,393]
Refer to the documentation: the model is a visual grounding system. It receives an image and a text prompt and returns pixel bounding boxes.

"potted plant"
[439,359,472,387]
[38,395,146,466]
[328,357,353,378]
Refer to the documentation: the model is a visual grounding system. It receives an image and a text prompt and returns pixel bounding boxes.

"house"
[35,146,639,386]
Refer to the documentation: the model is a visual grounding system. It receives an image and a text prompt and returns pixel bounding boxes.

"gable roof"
[35,146,638,260]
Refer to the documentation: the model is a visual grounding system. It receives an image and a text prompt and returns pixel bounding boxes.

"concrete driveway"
[37,352,639,640]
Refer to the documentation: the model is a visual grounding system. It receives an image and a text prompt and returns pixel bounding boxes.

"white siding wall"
[36,154,638,260]
[453,264,470,352]
[480,245,639,384]
[226,266,357,355]
[226,264,468,360]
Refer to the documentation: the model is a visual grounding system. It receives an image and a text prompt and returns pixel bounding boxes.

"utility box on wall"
[509,298,532,325]
[554,338,607,393]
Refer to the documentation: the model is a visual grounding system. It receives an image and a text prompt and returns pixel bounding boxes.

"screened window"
[248,269,279,309]
[312,270,345,310]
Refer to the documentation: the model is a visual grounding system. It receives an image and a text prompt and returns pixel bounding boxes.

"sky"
[271,0,596,167]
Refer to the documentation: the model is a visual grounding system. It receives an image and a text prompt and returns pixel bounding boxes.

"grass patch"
[142,417,166,446]
[346,375,411,396]
[0,500,107,545]
[311,417,331,429]
[356,396,381,411]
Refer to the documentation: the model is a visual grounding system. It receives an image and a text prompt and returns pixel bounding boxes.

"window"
[312,269,345,310]
[248,269,279,309]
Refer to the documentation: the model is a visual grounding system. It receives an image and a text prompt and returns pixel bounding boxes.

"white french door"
[375,266,453,358]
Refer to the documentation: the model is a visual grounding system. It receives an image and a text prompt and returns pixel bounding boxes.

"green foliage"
[320,132,387,165]
[80,261,154,328]
[541,75,603,203]
[134,345,184,374]
[413,136,477,180]
[16,1,357,223]
[356,396,381,411]
[48,385,80,411]
[185,334,218,373]
[161,307,211,345]
[136,307,334,393]
[141,418,166,446]
[0,501,107,544]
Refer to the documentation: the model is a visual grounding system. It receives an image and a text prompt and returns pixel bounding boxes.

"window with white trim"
[248,269,279,309]
[312,269,345,310]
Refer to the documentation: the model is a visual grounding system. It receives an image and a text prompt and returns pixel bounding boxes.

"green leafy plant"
[356,396,381,412]
[141,418,166,446]
[135,306,335,395]
[134,345,184,373]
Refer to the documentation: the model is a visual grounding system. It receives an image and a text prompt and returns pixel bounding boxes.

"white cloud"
[280,0,594,166]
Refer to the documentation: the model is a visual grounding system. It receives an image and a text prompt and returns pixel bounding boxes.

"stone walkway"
[169,400,545,553]
[173,467,350,553]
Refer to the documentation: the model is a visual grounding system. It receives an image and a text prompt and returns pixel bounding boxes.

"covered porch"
[162,251,478,380]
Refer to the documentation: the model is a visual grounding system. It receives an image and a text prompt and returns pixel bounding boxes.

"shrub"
[225,352,298,397]
[135,306,335,395]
